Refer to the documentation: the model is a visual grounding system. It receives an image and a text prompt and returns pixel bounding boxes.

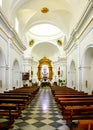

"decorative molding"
[0,9,26,52]
[41,7,49,13]
[29,40,34,47]
[66,19,93,56]
[57,40,62,46]
[80,66,91,69]
[0,65,7,68]
[0,28,24,54]
[64,0,93,51]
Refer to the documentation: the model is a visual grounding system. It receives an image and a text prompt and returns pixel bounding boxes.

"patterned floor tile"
[8,88,71,130]
[25,119,38,124]
[49,122,62,128]
[57,124,70,130]
[32,121,46,128]
[41,118,54,124]
[37,124,55,130]
[21,124,37,130]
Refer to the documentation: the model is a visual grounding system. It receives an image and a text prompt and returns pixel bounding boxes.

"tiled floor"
[2,87,71,130]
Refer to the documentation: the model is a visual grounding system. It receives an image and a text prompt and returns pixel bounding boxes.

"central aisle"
[11,88,70,130]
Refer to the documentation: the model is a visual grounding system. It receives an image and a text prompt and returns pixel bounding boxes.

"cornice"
[53,57,66,64]
[64,0,93,51]
[0,28,24,54]
[0,8,26,52]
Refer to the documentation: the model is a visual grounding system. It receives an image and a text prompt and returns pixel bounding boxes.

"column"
[0,65,6,91]
[80,66,91,93]
[77,40,81,91]
[6,38,11,90]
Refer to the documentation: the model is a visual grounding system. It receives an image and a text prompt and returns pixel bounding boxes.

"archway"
[70,60,76,89]
[37,57,53,81]
[12,60,20,88]
[81,47,93,94]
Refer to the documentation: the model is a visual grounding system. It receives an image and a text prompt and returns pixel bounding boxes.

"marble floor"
[2,88,72,130]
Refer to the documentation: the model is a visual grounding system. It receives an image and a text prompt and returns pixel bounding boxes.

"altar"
[37,57,53,81]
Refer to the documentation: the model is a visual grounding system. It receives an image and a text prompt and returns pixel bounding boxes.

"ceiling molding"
[64,0,93,50]
[0,9,26,51]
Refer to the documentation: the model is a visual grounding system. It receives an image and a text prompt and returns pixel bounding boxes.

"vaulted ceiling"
[1,0,88,61]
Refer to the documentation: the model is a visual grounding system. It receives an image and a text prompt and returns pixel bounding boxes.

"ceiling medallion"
[41,7,49,13]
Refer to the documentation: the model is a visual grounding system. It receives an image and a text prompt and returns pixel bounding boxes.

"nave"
[8,88,69,130]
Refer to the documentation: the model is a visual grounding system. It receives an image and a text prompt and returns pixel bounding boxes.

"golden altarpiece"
[37,57,53,81]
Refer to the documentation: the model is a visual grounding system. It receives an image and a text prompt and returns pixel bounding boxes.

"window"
[0,0,2,7]
[15,18,19,33]
[30,24,62,36]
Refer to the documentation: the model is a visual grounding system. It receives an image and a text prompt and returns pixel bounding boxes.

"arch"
[24,20,66,35]
[31,42,61,60]
[0,49,5,65]
[81,46,93,94]
[70,60,76,71]
[69,60,76,89]
[12,59,21,89]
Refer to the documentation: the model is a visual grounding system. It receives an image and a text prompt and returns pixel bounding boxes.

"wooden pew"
[0,94,31,105]
[59,100,93,130]
[55,96,93,111]
[0,98,28,111]
[50,86,93,130]
[54,94,93,98]
[78,120,93,130]
[0,86,39,129]
[51,86,87,96]
[0,103,20,129]
[4,86,39,100]
[59,99,93,114]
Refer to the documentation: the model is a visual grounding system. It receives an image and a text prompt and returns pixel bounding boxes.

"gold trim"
[57,40,62,46]
[67,18,93,54]
[76,18,93,40]
[37,57,53,81]
[29,40,34,46]
[11,39,24,54]
[0,27,10,39]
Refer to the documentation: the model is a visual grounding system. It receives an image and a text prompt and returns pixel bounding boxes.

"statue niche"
[42,65,49,78]
[37,57,53,81]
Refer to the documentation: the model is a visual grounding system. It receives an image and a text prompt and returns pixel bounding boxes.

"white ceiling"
[1,0,88,61]
[31,42,60,60]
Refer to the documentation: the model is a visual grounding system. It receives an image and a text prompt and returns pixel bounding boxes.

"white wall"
[67,16,93,93]
[67,46,78,89]
[0,27,24,92]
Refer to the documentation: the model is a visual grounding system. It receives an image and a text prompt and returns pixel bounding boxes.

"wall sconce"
[72,80,73,86]
[85,80,88,88]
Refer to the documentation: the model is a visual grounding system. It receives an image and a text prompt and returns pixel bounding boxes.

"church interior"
[0,0,93,130]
